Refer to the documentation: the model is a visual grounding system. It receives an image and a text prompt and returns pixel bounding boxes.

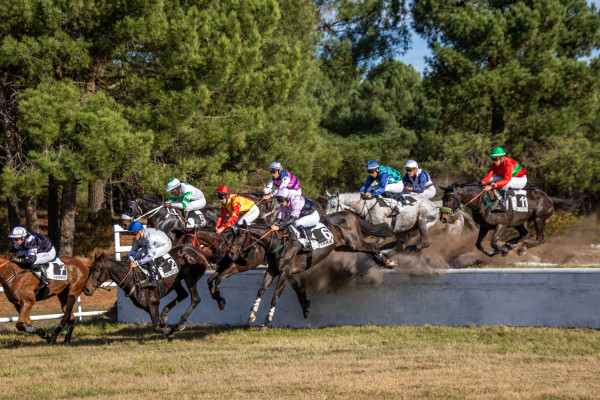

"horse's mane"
[138,193,163,203]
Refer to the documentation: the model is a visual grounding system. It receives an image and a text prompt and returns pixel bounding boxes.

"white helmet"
[8,226,27,238]
[269,161,282,172]
[403,160,419,169]
[165,178,181,192]
[275,187,291,199]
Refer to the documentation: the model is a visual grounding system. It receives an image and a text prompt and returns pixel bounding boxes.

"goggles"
[490,157,501,162]
[269,168,280,174]
[405,168,415,172]
[215,193,228,199]
[276,196,288,203]
[367,169,378,174]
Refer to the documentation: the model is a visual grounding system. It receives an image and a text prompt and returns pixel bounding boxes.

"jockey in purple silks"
[262,161,302,201]
[270,187,319,251]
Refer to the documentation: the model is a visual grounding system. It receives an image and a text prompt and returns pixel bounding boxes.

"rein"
[0,260,30,284]
[134,205,164,221]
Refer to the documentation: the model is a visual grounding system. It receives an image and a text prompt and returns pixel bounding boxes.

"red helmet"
[214,186,231,198]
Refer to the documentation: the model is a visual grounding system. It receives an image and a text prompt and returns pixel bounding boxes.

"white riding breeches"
[491,175,528,191]
[294,210,320,229]
[411,185,437,200]
[237,205,260,226]
[18,247,56,265]
[172,198,206,211]
[368,181,404,194]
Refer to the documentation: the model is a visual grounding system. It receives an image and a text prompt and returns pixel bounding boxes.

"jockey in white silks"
[127,221,172,289]
[402,160,436,200]
[262,161,302,200]
[270,187,319,251]
[164,178,207,228]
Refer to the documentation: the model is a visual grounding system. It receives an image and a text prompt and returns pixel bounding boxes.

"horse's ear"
[326,190,332,197]
[335,191,339,197]
[243,221,248,229]
[439,186,448,191]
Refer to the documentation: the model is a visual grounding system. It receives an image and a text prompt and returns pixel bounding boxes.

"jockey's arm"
[360,176,375,193]
[370,174,390,197]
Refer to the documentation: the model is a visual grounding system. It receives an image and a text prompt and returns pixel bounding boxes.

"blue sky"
[397,1,600,75]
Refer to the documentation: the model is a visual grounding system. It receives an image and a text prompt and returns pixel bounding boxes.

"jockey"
[8,226,53,291]
[164,178,207,229]
[270,187,319,252]
[215,186,260,235]
[402,160,436,200]
[481,147,528,212]
[127,221,172,289]
[262,161,302,201]
[359,160,405,217]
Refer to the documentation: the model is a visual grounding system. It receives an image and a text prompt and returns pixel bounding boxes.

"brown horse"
[83,244,208,340]
[0,256,89,344]
[215,211,394,330]
[439,182,587,256]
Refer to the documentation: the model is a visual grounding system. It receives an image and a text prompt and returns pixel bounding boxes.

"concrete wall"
[117,268,600,328]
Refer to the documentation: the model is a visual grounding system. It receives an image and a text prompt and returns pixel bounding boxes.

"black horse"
[439,182,586,257]
[83,245,208,340]
[215,211,394,330]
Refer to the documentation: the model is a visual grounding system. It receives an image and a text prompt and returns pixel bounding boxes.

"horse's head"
[324,190,341,214]
[83,253,111,296]
[439,184,461,223]
[221,223,254,262]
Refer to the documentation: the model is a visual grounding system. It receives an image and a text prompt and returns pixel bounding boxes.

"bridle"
[0,260,28,285]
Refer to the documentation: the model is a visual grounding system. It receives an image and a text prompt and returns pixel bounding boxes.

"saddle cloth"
[508,189,528,212]
[168,209,207,229]
[138,253,179,279]
[289,223,334,250]
[378,194,417,209]
[42,259,68,281]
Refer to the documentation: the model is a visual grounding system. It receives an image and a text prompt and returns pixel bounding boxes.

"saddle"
[41,259,68,281]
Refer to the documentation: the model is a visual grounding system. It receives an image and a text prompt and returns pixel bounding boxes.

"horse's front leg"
[475,227,498,257]
[260,271,289,331]
[249,268,277,324]
[490,225,511,256]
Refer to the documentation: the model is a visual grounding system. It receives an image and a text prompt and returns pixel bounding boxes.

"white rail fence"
[0,224,132,324]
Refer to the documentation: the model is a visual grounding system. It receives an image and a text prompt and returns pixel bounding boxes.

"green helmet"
[489,147,506,158]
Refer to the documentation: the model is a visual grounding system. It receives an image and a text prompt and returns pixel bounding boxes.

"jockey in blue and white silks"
[127,222,172,289]
[270,187,319,251]
[360,160,404,198]
[8,226,53,289]
[262,161,302,200]
[402,160,436,200]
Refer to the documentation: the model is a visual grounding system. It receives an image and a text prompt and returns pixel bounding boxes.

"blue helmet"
[127,221,143,233]
[366,160,379,172]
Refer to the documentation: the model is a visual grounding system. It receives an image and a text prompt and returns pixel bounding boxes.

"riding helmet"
[489,147,506,158]
[403,160,418,169]
[275,187,291,202]
[165,178,181,192]
[127,221,144,233]
[366,160,379,172]
[269,161,282,172]
[8,226,27,238]
[214,186,231,198]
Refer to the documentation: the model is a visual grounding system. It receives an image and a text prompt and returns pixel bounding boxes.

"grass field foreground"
[1,320,599,399]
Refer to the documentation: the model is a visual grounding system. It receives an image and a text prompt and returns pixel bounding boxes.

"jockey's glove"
[10,257,24,263]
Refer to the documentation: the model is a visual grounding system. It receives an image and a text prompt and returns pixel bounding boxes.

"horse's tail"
[355,216,394,238]
[550,193,590,215]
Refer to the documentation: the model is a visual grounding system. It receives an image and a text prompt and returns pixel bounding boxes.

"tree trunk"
[59,183,78,257]
[89,179,105,213]
[21,196,39,233]
[48,176,61,249]
[7,195,20,229]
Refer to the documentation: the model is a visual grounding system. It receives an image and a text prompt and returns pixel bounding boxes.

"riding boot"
[297,226,313,252]
[492,193,506,213]
[143,262,158,289]
[31,264,50,291]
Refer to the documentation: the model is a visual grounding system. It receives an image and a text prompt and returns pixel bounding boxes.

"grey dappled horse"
[325,191,438,251]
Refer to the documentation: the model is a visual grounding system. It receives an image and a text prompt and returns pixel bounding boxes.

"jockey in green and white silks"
[164,178,206,211]
[402,160,436,200]
[360,160,404,197]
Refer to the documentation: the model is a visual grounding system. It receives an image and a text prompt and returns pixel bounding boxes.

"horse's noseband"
[442,189,461,216]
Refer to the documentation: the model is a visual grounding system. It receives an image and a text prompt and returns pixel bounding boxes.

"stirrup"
[389,208,399,217]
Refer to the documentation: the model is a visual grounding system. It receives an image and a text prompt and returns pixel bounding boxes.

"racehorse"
[216,211,394,330]
[83,245,208,340]
[124,193,222,242]
[0,256,89,345]
[325,191,438,251]
[439,182,587,257]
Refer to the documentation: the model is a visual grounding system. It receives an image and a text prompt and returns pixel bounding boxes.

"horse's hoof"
[248,315,256,324]
[303,310,310,319]
[167,333,175,341]
[517,248,527,256]
[218,299,226,310]
[259,325,268,332]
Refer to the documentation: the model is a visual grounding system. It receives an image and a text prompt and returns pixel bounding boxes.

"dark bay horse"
[0,256,89,344]
[439,182,587,257]
[83,245,208,340]
[216,211,394,330]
